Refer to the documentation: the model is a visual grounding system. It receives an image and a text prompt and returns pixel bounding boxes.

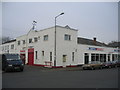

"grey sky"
[2,2,118,44]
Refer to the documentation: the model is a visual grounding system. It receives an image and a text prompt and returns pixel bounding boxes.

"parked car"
[1,53,24,72]
[111,60,120,67]
[102,61,113,68]
[82,61,103,70]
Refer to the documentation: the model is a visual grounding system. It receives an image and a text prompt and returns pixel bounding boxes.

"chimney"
[93,37,96,44]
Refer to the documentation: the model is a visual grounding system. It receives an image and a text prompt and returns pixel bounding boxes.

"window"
[91,53,106,62]
[23,40,25,44]
[42,51,44,56]
[63,55,67,62]
[64,34,71,41]
[18,41,20,45]
[44,35,48,41]
[29,38,32,43]
[11,44,14,49]
[112,54,118,61]
[91,53,96,61]
[50,52,52,61]
[35,51,38,59]
[72,52,74,61]
[34,37,38,42]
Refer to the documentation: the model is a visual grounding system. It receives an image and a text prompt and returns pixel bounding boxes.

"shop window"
[103,54,106,62]
[91,53,106,62]
[118,54,120,60]
[91,53,96,61]
[100,54,104,62]
[108,54,110,61]
[112,54,118,61]
[64,34,71,41]
[63,55,67,62]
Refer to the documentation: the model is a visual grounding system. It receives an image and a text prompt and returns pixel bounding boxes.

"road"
[2,65,119,88]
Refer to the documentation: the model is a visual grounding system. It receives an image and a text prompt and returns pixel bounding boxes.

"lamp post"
[54,12,64,67]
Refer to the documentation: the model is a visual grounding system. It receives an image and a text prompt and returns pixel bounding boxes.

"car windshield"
[5,54,20,60]
[105,61,112,64]
[88,61,101,64]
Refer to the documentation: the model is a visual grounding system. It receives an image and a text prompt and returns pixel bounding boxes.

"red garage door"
[28,48,34,65]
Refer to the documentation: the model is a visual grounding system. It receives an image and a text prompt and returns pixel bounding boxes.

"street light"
[54,12,64,67]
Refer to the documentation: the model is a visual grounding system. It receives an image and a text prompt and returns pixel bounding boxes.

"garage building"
[0,25,119,67]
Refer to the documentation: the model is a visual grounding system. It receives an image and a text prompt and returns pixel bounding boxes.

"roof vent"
[65,25,71,29]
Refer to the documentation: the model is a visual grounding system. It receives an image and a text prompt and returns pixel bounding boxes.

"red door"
[28,48,34,65]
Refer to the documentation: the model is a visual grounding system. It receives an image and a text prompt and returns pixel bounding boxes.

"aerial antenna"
[32,20,37,30]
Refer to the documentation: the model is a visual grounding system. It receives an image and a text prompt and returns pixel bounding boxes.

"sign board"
[88,47,104,51]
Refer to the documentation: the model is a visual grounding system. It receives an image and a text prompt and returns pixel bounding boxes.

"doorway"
[28,48,34,65]
[84,53,89,64]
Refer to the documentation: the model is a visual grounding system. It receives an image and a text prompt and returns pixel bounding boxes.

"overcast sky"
[2,2,118,44]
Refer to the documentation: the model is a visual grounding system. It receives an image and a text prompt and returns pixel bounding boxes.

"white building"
[0,25,120,68]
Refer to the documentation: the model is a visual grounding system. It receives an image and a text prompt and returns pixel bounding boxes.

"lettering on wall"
[88,47,104,51]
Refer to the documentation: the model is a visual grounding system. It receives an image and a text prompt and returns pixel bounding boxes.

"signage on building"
[20,50,25,52]
[88,47,104,51]
[114,49,120,52]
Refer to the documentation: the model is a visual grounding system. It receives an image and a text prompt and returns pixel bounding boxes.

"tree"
[108,41,120,48]
[0,36,12,44]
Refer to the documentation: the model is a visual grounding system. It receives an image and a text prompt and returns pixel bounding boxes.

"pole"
[54,12,64,67]
[54,17,57,67]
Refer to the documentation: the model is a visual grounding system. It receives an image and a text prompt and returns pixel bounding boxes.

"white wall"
[1,41,16,54]
[77,44,119,64]
[33,27,55,65]
[56,26,78,67]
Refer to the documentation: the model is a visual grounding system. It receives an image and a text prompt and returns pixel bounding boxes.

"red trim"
[28,64,78,68]
[52,66,63,68]
[66,65,77,67]
[20,50,25,52]
[33,64,45,67]
[33,64,63,68]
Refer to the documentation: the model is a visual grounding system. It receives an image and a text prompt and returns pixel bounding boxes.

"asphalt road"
[2,65,119,88]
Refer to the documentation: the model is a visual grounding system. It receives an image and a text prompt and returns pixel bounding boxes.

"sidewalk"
[25,65,82,71]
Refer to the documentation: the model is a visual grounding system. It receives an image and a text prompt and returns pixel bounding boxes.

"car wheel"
[91,67,94,70]
[20,68,24,72]
[5,68,8,72]
[108,66,111,69]
[115,65,117,68]
[100,66,102,69]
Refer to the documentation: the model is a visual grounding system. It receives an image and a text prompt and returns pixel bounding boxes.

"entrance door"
[20,50,26,64]
[84,53,89,64]
[63,55,67,67]
[20,54,26,64]
[28,48,34,65]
